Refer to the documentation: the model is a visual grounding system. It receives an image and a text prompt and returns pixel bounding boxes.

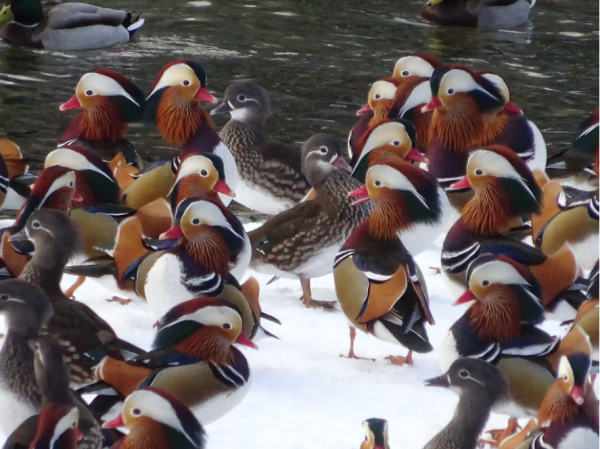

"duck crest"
[156,90,212,146]
[468,286,522,342]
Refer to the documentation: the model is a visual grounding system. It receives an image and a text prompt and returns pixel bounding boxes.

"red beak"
[450,176,470,189]
[195,87,218,103]
[235,333,258,349]
[213,179,235,197]
[72,190,83,201]
[356,103,372,115]
[59,95,81,111]
[348,184,370,205]
[160,225,184,240]
[406,147,425,163]
[504,100,523,115]
[421,97,442,112]
[102,414,125,429]
[570,385,585,405]
[453,289,477,306]
[76,429,84,441]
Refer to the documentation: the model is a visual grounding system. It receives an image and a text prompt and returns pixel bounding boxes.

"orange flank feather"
[114,217,149,280]
[96,357,150,398]
[241,277,261,321]
[531,171,562,241]
[530,244,582,307]
[0,138,27,178]
[156,89,213,146]
[135,198,172,239]
[546,326,591,373]
[1,231,27,277]
[356,265,408,325]
[108,153,138,194]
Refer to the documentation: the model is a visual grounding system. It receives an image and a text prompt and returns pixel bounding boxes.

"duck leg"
[299,278,336,311]
[482,418,520,447]
[64,275,86,299]
[385,350,413,366]
[340,327,375,361]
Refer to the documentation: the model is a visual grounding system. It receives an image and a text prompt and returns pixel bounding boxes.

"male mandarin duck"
[0,137,30,211]
[441,254,558,371]
[423,358,510,449]
[124,60,236,209]
[420,0,535,30]
[423,65,546,191]
[212,82,311,214]
[249,134,371,310]
[441,145,547,296]
[334,160,439,365]
[89,298,255,425]
[0,0,144,50]
[0,280,102,448]
[518,355,599,449]
[360,418,390,449]
[59,68,145,169]
[9,209,142,387]
[103,387,206,449]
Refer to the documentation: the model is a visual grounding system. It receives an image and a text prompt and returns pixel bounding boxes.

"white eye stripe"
[38,171,76,207]
[370,80,397,100]
[45,149,113,182]
[470,260,530,286]
[148,64,198,97]
[78,73,140,106]
[441,69,500,102]
[366,164,429,209]
[183,201,243,241]
[398,80,431,118]
[394,55,435,78]
[50,407,79,448]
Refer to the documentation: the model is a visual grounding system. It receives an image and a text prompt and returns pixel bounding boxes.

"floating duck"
[213,82,310,214]
[0,0,144,50]
[361,418,390,449]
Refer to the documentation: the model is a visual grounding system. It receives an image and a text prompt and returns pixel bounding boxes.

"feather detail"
[469,285,522,342]
[461,178,515,235]
[156,90,213,146]
[78,96,127,143]
[184,226,231,274]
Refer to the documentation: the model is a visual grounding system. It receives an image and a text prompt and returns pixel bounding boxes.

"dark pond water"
[0,0,597,169]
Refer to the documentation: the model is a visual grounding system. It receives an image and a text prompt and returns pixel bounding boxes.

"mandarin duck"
[0,0,144,50]
[0,137,30,211]
[124,60,237,209]
[420,0,534,30]
[0,280,102,448]
[58,68,145,169]
[249,134,371,310]
[9,209,142,387]
[518,355,599,449]
[423,358,510,449]
[212,82,311,214]
[334,160,439,364]
[103,387,206,449]
[360,418,389,449]
[423,65,546,192]
[446,151,585,318]
[88,298,255,425]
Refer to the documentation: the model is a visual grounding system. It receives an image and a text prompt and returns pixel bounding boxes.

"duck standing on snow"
[334,159,439,365]
[0,0,144,50]
[249,134,371,310]
[212,82,310,214]
[360,418,390,449]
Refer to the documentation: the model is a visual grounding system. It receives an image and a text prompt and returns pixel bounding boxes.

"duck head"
[455,254,544,341]
[169,153,234,212]
[0,0,42,25]
[476,71,523,115]
[103,387,206,448]
[155,297,257,362]
[352,119,423,182]
[356,78,399,118]
[301,134,351,186]
[30,403,80,449]
[45,144,119,204]
[0,278,51,337]
[350,159,442,240]
[210,82,271,126]
[452,145,541,235]
[146,60,217,146]
[361,418,390,449]
[60,69,145,143]
[392,52,442,80]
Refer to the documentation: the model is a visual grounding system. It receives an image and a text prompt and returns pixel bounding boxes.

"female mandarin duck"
[423,65,545,190]
[334,159,439,365]
[420,0,535,30]
[446,156,584,318]
[249,134,371,310]
[0,0,144,50]
[124,60,237,209]
[58,68,145,169]
[103,387,206,449]
[360,418,390,449]
[424,358,510,449]
[212,82,311,214]
[91,298,255,425]
[518,355,599,449]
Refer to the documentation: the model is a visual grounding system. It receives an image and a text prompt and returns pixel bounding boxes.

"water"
[0,0,597,169]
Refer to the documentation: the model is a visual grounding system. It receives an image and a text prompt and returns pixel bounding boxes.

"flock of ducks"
[0,1,596,449]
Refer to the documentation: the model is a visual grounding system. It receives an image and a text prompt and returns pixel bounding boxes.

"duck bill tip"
[421,97,441,112]
[356,103,372,115]
[449,176,470,189]
[159,225,183,240]
[424,373,450,388]
[213,179,236,197]
[235,333,258,350]
[452,289,477,306]
[504,100,523,115]
[406,147,425,163]
[195,87,218,104]
[102,414,125,429]
[570,386,585,405]
[59,95,81,111]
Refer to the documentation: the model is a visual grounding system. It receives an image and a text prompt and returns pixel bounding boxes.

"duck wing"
[46,3,128,30]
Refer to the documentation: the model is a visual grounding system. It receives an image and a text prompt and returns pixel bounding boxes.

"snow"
[0,231,597,448]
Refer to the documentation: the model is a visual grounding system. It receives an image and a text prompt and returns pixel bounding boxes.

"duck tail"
[125,13,145,37]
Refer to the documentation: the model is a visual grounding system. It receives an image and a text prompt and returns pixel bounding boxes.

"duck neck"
[0,330,40,404]
[183,228,231,274]
[219,119,263,158]
[430,103,485,153]
[469,288,522,342]
[21,244,71,300]
[538,386,598,427]
[78,101,127,143]
[157,95,214,147]
[174,328,233,366]
[367,197,411,241]
[460,185,514,236]
[121,420,175,449]
[11,0,43,25]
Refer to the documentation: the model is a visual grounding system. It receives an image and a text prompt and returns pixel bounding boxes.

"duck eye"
[374,180,381,187]
[200,169,208,176]
[132,408,141,416]
[238,94,246,101]
[374,94,381,100]
[0,295,8,301]
[32,221,41,229]
[69,182,73,187]
[85,90,93,96]
[475,169,484,176]
[191,218,200,225]
[182,79,190,86]
[459,370,469,378]
[447,88,455,95]
[482,280,489,286]
[401,70,410,76]
[72,421,76,428]
[392,140,400,146]
[319,146,328,154]
[223,323,231,329]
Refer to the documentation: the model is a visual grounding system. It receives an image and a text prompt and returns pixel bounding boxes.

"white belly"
[214,142,239,207]
[0,384,38,435]
[193,380,251,425]
[234,178,296,215]
[231,236,251,281]
[525,120,547,172]
[145,254,195,318]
